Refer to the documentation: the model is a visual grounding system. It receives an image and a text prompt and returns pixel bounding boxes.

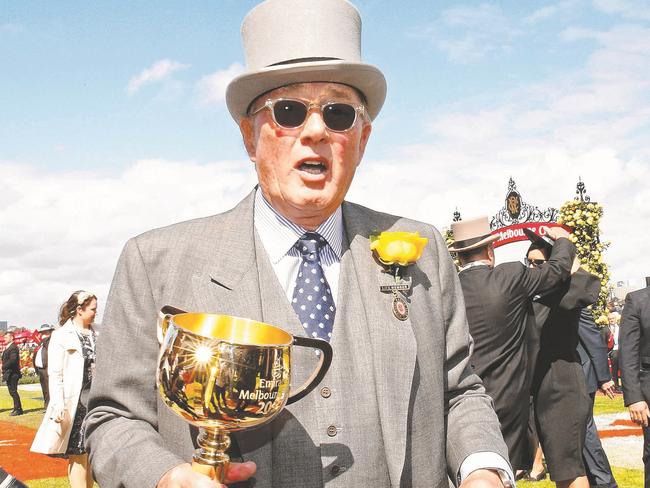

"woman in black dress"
[526,234,600,488]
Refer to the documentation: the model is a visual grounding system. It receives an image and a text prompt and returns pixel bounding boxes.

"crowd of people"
[447,217,632,488]
[2,1,650,487]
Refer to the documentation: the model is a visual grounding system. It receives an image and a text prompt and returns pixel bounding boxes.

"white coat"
[30,321,88,454]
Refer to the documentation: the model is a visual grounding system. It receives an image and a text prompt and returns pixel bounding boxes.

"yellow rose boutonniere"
[370,231,428,267]
[370,231,429,321]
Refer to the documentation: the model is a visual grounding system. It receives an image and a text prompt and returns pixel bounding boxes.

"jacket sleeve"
[434,229,511,481]
[47,331,67,409]
[84,238,185,488]
[7,347,21,371]
[518,238,575,298]
[578,309,611,384]
[557,269,600,311]
[619,294,644,406]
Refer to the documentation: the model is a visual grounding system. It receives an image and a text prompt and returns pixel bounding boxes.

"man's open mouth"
[298,160,327,175]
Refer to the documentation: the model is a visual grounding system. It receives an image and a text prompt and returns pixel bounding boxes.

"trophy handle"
[157,305,188,343]
[287,336,333,405]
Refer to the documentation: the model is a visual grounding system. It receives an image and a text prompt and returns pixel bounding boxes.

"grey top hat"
[225,0,387,122]
[38,323,55,332]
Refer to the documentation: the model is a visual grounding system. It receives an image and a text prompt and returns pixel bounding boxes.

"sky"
[1,0,649,328]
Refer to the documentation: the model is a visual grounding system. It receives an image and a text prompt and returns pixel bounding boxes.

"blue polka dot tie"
[291,232,336,342]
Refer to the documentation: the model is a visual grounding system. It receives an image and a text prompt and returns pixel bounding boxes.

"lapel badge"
[370,231,428,322]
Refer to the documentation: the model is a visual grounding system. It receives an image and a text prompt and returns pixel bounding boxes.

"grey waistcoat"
[230,230,390,487]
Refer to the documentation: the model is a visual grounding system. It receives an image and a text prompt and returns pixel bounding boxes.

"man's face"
[241,82,372,228]
[5,333,13,343]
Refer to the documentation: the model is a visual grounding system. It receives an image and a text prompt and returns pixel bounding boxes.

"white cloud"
[411,3,521,63]
[126,59,189,95]
[0,159,257,328]
[524,0,582,24]
[593,0,650,20]
[196,63,245,106]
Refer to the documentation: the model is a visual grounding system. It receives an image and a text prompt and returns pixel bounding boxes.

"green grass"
[26,478,69,488]
[518,466,644,487]
[1,387,637,487]
[593,392,627,416]
[0,385,47,430]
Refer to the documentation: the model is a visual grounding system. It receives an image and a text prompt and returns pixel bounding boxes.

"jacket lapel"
[190,190,263,322]
[342,203,417,487]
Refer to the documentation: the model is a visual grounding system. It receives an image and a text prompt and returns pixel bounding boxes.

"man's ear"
[240,117,257,162]
[354,121,372,166]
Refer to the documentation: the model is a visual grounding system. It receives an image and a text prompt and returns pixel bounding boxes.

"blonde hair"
[59,290,97,326]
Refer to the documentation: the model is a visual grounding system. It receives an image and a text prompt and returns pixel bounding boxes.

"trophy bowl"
[157,310,332,481]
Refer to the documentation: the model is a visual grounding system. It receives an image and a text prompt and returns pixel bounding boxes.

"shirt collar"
[459,260,492,272]
[253,189,343,264]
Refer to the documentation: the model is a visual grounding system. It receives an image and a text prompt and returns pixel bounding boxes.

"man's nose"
[300,109,329,143]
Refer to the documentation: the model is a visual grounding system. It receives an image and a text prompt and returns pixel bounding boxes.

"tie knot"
[295,232,326,261]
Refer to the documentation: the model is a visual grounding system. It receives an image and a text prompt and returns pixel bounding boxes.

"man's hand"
[546,227,571,241]
[599,380,616,399]
[628,401,650,427]
[460,469,507,487]
[158,461,256,488]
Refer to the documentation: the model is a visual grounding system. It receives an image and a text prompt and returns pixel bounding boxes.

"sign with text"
[491,222,571,248]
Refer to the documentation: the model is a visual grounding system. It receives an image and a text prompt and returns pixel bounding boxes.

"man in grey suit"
[619,284,650,487]
[85,1,514,487]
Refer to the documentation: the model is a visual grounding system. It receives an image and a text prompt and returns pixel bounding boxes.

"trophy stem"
[192,428,231,482]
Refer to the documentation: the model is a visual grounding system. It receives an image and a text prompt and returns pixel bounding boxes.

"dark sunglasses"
[249,98,365,132]
[525,258,547,267]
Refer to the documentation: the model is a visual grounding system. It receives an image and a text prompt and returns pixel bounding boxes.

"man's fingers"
[223,461,257,484]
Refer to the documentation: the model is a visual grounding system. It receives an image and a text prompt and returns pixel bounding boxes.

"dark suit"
[531,270,600,482]
[2,342,23,413]
[577,309,618,488]
[619,286,650,487]
[458,238,575,469]
[32,338,50,407]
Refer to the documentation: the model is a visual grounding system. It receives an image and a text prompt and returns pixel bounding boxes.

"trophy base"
[191,428,231,482]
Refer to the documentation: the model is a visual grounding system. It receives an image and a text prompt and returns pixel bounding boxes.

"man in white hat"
[86,2,514,487]
[448,217,575,476]
[32,323,55,410]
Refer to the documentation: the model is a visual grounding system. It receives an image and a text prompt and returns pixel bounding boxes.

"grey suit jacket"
[619,286,650,406]
[85,190,507,488]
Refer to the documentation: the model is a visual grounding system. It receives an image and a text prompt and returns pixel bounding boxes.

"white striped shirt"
[253,189,343,304]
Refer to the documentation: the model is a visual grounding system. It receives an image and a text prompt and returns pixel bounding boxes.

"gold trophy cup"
[157,308,333,482]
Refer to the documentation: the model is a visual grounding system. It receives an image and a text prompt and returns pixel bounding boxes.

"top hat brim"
[225,60,387,122]
[523,228,554,251]
[448,233,500,253]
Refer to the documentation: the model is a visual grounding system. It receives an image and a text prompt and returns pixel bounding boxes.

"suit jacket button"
[330,465,341,475]
[320,386,331,398]
[327,425,337,437]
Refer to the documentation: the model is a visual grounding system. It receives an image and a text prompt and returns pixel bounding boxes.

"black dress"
[530,270,600,481]
[52,329,96,457]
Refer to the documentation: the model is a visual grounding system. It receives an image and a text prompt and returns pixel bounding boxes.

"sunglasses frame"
[524,258,548,267]
[249,97,366,132]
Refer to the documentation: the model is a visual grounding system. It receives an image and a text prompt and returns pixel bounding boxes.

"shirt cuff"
[458,452,514,486]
